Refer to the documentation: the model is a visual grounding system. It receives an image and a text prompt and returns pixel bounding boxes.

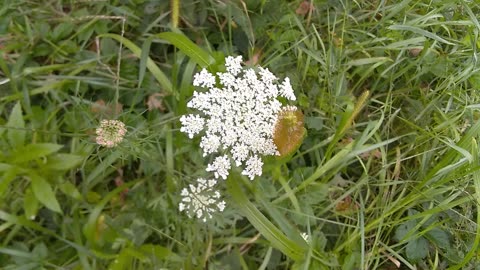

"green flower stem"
[226,173,306,261]
[273,141,354,204]
[171,0,180,28]
[272,164,301,212]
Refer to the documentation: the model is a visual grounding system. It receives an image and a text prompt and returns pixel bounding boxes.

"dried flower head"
[180,56,297,180]
[95,119,127,148]
[178,178,226,222]
[273,106,305,157]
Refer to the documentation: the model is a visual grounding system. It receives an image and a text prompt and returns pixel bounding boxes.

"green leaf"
[83,180,138,246]
[388,25,455,45]
[108,248,132,270]
[394,219,416,242]
[346,57,392,66]
[468,72,480,89]
[342,252,361,270]
[305,117,323,131]
[405,236,429,262]
[0,166,20,197]
[260,199,304,244]
[44,154,84,171]
[51,22,74,41]
[34,21,51,39]
[299,182,329,205]
[334,91,370,145]
[429,55,452,78]
[139,244,182,262]
[97,34,173,93]
[86,191,102,204]
[138,36,154,89]
[154,32,215,68]
[24,187,39,220]
[0,247,33,260]
[421,119,480,187]
[0,210,82,244]
[425,227,450,250]
[213,2,255,47]
[0,163,13,172]
[124,247,149,262]
[448,139,480,270]
[58,181,82,200]
[30,174,62,214]
[22,64,75,76]
[226,174,306,261]
[12,143,63,164]
[6,102,26,148]
[32,243,48,260]
[85,151,121,188]
[1,80,70,103]
[274,143,354,203]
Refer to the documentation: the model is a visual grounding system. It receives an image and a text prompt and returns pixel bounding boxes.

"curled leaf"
[146,93,167,111]
[91,99,123,117]
[245,49,262,66]
[296,1,315,16]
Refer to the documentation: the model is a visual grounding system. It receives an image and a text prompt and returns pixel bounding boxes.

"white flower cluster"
[95,119,127,148]
[301,232,310,242]
[180,55,297,180]
[178,178,226,222]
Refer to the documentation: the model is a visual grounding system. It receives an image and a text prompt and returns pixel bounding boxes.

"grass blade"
[388,25,455,45]
[226,174,306,261]
[154,32,215,68]
[98,33,173,93]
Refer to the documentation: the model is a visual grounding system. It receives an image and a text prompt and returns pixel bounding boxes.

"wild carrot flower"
[180,56,297,180]
[95,119,127,148]
[178,178,226,222]
[301,232,310,242]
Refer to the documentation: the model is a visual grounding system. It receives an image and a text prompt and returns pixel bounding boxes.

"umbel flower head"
[179,178,226,222]
[180,56,297,180]
[95,119,127,148]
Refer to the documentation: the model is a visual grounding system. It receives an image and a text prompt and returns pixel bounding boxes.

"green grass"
[1,0,480,269]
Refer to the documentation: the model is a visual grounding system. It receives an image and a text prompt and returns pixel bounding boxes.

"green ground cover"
[1,0,480,269]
